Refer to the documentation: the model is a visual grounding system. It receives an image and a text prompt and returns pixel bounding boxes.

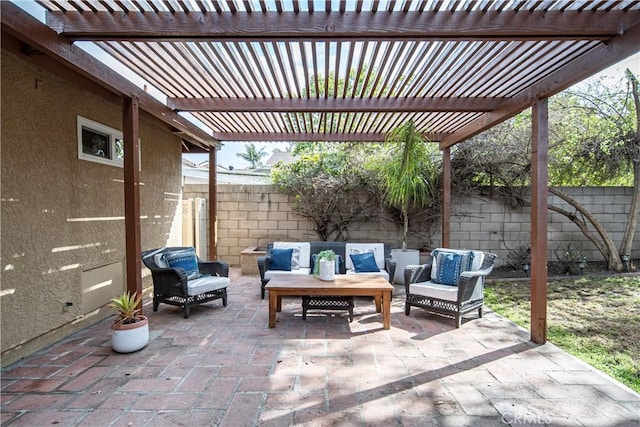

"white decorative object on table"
[318,258,335,281]
[314,249,337,281]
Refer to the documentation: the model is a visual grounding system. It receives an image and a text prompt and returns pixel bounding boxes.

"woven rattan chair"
[404,249,496,328]
[141,247,230,318]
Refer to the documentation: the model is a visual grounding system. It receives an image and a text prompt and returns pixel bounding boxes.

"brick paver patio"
[2,269,639,426]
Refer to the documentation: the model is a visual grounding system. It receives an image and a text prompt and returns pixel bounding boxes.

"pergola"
[3,0,640,344]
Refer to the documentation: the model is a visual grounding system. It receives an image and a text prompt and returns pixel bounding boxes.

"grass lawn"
[485,275,640,393]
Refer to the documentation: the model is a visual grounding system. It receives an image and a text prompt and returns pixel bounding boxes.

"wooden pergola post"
[209,147,218,260]
[531,98,549,344]
[441,146,451,248]
[123,95,142,308]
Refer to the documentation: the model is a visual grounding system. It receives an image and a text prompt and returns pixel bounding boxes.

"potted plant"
[314,249,337,281]
[108,291,149,353]
[375,120,438,284]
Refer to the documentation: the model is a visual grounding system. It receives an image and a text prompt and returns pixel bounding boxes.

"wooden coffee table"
[265,274,394,329]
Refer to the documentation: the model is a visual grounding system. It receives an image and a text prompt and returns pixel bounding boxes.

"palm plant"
[236,143,267,169]
[108,291,144,325]
[377,120,437,251]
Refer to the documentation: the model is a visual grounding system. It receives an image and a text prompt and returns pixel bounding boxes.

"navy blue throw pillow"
[434,253,463,286]
[350,252,380,273]
[270,248,293,271]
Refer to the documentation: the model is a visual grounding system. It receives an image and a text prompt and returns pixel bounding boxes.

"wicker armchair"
[141,247,230,318]
[404,249,496,328]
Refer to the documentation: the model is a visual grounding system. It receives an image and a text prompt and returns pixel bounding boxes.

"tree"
[271,144,380,241]
[621,70,640,260]
[236,143,267,169]
[368,120,439,251]
[547,72,639,270]
[275,68,430,242]
[454,71,640,271]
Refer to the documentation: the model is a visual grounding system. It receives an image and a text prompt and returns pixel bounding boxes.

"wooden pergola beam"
[123,95,142,306]
[209,148,218,260]
[168,96,506,113]
[441,147,451,248]
[47,10,639,41]
[440,22,640,148]
[531,98,549,344]
[214,131,448,142]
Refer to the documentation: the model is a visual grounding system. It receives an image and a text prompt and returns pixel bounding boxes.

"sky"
[184,141,289,169]
[13,0,640,169]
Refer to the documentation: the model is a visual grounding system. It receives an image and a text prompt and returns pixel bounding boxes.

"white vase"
[111,316,149,353]
[318,259,335,281]
[391,248,420,284]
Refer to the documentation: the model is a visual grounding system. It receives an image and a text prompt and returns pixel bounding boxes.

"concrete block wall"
[185,184,640,268]
[445,186,639,264]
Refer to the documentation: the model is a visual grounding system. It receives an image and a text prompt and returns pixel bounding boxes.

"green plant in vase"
[314,250,337,280]
[108,291,149,353]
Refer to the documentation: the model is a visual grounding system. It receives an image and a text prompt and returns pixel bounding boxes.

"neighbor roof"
[15,0,640,148]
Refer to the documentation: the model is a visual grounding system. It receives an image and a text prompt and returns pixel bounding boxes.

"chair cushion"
[264,268,312,280]
[291,249,300,269]
[143,247,168,268]
[471,251,484,270]
[431,249,475,286]
[270,248,293,271]
[345,243,385,270]
[154,253,169,269]
[165,248,200,279]
[346,269,390,282]
[273,242,311,269]
[350,252,380,273]
[187,275,230,296]
[409,281,458,302]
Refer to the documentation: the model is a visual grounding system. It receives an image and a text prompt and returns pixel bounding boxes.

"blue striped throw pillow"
[164,248,200,280]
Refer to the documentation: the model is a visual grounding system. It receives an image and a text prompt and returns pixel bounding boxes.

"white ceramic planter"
[111,316,149,353]
[391,248,420,284]
[318,259,336,281]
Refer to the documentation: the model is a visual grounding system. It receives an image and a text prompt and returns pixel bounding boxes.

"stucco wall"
[1,49,183,362]
[184,184,640,268]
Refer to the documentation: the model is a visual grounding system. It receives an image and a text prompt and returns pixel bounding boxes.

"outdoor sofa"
[141,246,230,318]
[404,248,496,328]
[257,241,397,299]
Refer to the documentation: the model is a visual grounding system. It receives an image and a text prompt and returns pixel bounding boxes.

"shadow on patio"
[2,269,638,426]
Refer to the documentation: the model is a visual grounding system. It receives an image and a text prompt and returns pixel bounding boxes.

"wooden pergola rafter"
[4,0,640,344]
[37,1,640,145]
